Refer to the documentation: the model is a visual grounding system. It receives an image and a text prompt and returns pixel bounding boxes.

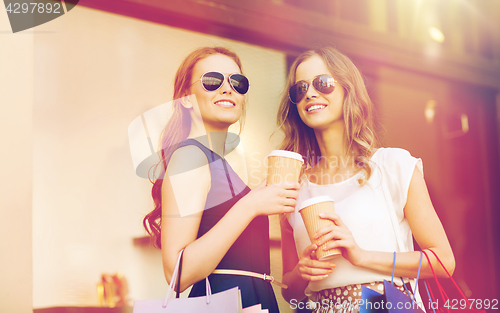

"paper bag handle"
[391,251,423,304]
[423,249,469,305]
[162,249,212,307]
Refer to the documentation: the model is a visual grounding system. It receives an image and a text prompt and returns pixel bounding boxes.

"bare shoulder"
[163,144,211,216]
[167,144,210,176]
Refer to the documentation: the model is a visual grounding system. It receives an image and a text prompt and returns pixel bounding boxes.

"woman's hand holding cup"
[243,180,300,217]
[297,243,336,282]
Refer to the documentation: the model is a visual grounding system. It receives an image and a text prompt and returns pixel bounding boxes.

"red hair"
[143,47,244,248]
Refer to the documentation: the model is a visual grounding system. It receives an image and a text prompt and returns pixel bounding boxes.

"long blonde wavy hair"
[277,47,377,184]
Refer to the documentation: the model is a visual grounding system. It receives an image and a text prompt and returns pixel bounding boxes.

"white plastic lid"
[298,195,334,212]
[267,150,304,163]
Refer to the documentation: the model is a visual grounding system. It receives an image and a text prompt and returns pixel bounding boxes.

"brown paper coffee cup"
[266,150,304,185]
[299,196,342,260]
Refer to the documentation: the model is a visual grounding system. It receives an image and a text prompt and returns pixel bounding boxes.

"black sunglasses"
[193,71,250,95]
[289,75,336,104]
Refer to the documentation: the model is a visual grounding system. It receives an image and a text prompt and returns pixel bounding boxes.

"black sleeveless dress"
[178,139,279,313]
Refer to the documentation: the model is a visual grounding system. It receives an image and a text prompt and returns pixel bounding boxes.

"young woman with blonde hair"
[144,46,299,312]
[278,47,455,312]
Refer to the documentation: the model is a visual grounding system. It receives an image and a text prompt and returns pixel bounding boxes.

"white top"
[267,150,304,163]
[298,195,335,212]
[287,148,423,295]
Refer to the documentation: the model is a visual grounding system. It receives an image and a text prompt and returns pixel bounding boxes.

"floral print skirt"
[309,281,413,313]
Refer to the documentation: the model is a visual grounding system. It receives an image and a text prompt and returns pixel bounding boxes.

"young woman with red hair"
[144,47,299,312]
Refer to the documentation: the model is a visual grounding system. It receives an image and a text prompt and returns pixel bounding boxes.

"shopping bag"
[360,251,424,313]
[133,249,242,313]
[422,250,486,313]
[383,279,424,312]
[242,304,269,313]
[359,286,386,313]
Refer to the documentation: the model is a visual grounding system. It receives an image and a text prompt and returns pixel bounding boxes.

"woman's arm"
[162,146,300,291]
[316,167,455,279]
[281,217,335,303]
